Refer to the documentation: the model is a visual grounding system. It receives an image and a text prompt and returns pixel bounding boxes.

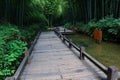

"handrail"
[54,29,120,80]
[83,51,108,74]
[117,72,120,78]
[54,29,107,73]
[5,31,41,80]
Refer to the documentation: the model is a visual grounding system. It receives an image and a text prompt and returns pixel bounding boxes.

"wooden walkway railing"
[5,32,41,80]
[55,29,120,80]
[56,27,74,35]
[5,29,120,80]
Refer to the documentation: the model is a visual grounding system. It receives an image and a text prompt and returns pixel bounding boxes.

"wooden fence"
[5,32,41,80]
[55,29,120,80]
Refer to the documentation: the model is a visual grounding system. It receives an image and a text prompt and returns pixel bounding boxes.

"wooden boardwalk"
[20,31,106,80]
[57,27,74,35]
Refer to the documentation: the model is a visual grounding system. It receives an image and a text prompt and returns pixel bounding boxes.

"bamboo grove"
[0,0,120,79]
[76,0,120,23]
[0,0,119,27]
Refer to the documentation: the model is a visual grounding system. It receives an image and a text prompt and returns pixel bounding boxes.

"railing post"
[107,66,118,80]
[118,72,120,78]
[69,39,72,48]
[56,27,59,31]
[24,50,30,64]
[59,34,61,39]
[62,36,65,43]
[64,29,66,32]
[79,47,85,60]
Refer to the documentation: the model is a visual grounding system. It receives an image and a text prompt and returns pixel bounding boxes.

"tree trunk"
[94,0,97,19]
[115,0,119,18]
[50,15,52,27]
[18,0,24,27]
[102,0,104,18]
[90,0,92,20]
[110,0,113,16]
[70,0,75,25]
[87,0,90,21]
[105,0,108,17]
[5,0,8,22]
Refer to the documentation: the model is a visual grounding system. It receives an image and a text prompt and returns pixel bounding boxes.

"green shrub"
[64,22,72,29]
[76,22,85,30]
[75,22,88,33]
[40,26,48,31]
[86,21,98,36]
[0,24,33,80]
[97,17,120,41]
[0,23,41,79]
[75,21,99,36]
[0,24,21,42]
[85,17,120,42]
[0,40,27,79]
[75,17,120,42]
[76,22,85,28]
[20,24,40,42]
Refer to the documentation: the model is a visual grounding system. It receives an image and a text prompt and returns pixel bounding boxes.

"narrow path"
[57,26,73,34]
[20,31,106,80]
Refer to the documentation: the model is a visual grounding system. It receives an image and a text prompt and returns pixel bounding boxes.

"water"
[66,33,120,70]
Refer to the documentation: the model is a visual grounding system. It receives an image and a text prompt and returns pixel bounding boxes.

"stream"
[66,33,120,70]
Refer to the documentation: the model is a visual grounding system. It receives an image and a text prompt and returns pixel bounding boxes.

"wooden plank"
[56,26,74,35]
[5,32,41,80]
[19,31,106,80]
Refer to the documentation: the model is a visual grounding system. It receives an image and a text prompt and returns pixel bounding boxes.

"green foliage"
[97,17,120,41]
[64,22,72,29]
[86,21,98,36]
[44,0,57,15]
[75,17,120,42]
[25,10,48,25]
[0,40,27,79]
[29,0,69,27]
[0,24,21,41]
[75,22,92,36]
[40,26,48,31]
[0,24,39,79]
[20,24,40,40]
[75,22,88,32]
[76,22,85,28]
